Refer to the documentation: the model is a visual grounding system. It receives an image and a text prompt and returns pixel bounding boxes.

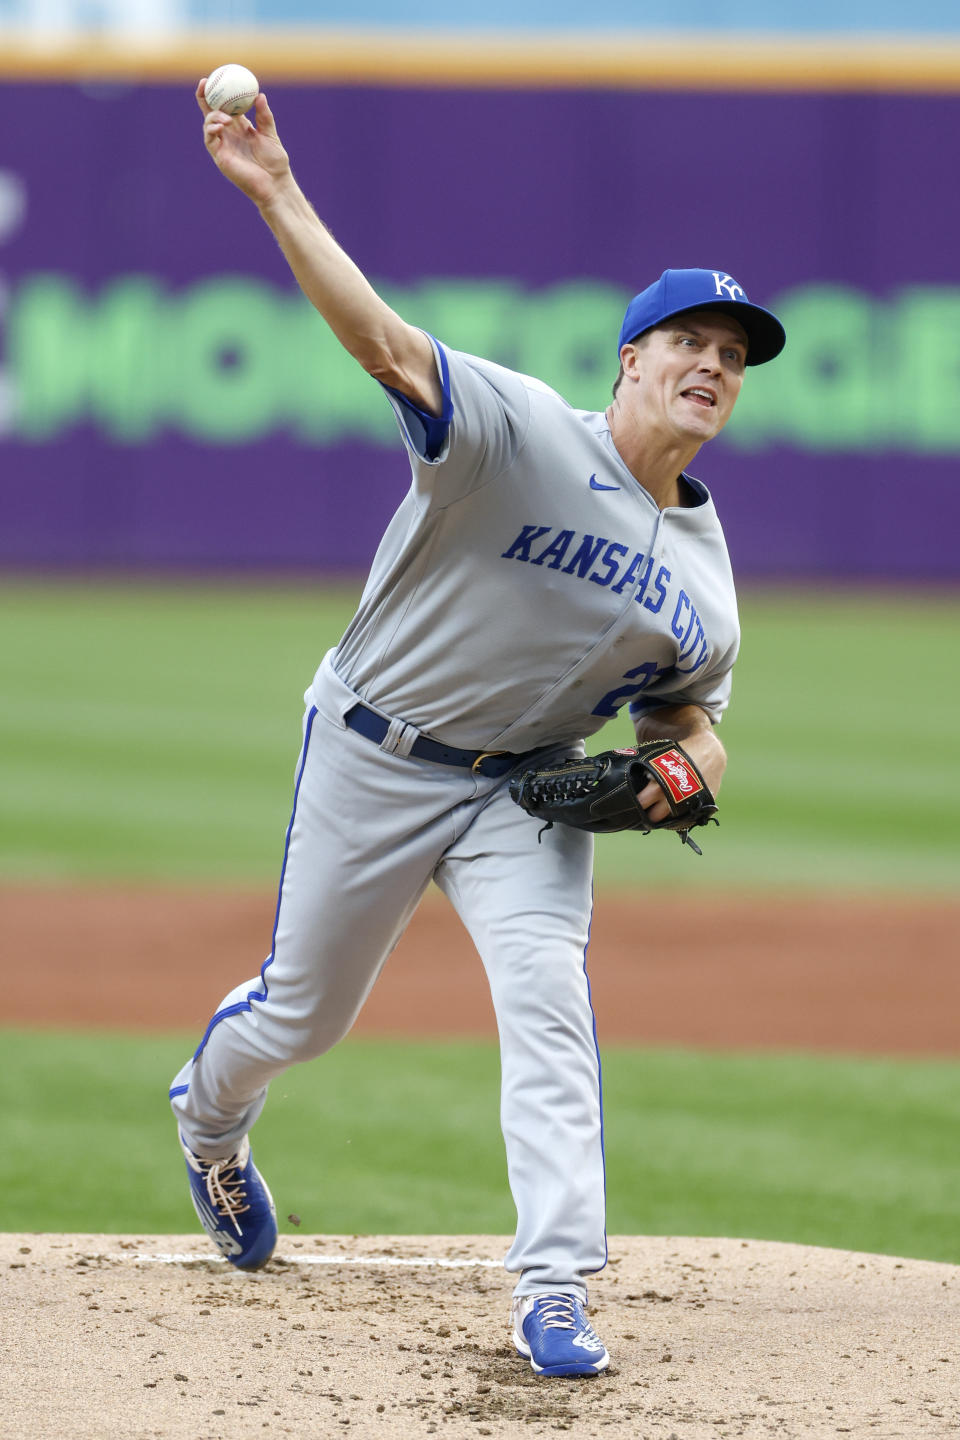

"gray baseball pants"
[170,658,607,1299]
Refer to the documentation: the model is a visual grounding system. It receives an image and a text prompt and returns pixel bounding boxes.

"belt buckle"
[471,750,506,774]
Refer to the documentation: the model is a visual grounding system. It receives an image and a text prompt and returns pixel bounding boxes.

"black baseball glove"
[508,740,718,854]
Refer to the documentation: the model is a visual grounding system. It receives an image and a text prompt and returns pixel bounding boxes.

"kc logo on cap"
[712,272,746,301]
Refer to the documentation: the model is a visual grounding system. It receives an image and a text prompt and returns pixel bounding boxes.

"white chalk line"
[120,1252,503,1269]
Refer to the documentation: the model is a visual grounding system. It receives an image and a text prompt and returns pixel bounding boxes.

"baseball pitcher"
[169,79,786,1378]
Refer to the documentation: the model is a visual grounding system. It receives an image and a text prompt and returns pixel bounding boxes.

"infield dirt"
[4,1232,959,1440]
[3,883,959,1056]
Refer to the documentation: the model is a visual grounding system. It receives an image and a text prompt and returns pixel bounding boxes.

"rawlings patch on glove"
[508,741,718,855]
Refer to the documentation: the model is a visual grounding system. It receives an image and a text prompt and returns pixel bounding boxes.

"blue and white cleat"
[180,1133,278,1271]
[512,1293,610,1376]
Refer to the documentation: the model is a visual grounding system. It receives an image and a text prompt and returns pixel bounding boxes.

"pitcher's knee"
[251,988,364,1063]
[489,943,592,1011]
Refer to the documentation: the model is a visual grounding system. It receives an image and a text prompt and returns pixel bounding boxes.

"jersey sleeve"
[380,337,533,509]
[628,633,740,727]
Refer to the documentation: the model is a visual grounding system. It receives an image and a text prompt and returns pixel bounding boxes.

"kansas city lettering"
[502,525,667,610]
[501,524,708,672]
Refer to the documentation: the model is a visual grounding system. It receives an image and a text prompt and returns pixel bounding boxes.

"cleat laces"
[200,1155,251,1235]
[535,1295,602,1347]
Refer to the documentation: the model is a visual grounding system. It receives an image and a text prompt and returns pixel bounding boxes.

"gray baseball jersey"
[171,336,740,1302]
[326,340,739,751]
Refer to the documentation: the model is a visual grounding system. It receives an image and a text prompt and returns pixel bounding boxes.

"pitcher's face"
[619,310,748,443]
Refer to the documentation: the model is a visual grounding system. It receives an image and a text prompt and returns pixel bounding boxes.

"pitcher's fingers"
[203,111,230,149]
[637,780,660,808]
[254,91,277,136]
[196,77,211,114]
[643,800,671,823]
[638,781,669,823]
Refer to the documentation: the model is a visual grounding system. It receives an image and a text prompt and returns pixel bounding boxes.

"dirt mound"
[3,1232,957,1438]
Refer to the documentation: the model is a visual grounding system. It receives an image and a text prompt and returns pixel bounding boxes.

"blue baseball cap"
[618,268,786,366]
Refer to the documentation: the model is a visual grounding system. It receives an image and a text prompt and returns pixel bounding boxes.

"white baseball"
[204,64,259,116]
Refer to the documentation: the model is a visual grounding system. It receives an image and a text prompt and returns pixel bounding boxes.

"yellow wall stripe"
[1,28,959,92]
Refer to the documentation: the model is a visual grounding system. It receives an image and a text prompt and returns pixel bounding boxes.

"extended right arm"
[197,80,443,416]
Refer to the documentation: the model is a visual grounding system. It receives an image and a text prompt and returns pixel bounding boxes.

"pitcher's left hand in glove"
[509,741,719,855]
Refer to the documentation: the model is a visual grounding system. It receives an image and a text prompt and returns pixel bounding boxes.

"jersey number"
[591,661,669,719]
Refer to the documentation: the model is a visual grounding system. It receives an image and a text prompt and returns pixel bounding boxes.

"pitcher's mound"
[3,1232,957,1438]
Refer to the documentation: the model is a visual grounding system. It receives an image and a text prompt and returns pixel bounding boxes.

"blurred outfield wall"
[1,37,958,579]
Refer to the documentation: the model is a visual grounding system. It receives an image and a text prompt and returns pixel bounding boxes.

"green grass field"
[1,579,958,890]
[4,1027,959,1265]
[2,579,958,1259]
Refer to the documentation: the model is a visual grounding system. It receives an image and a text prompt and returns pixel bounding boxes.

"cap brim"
[656,300,786,366]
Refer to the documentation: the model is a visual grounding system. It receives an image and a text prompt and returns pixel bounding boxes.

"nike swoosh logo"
[589,474,620,491]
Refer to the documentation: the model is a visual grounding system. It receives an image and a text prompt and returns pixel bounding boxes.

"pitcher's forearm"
[257,179,437,403]
[633,704,716,745]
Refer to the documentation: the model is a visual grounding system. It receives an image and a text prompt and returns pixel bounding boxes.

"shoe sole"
[232,1249,277,1272]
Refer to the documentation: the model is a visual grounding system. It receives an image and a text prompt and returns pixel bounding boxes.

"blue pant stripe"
[189,705,318,1066]
[581,886,608,1276]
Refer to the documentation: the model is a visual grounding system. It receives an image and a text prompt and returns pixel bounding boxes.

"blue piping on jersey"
[581,885,609,1279]
[383,333,453,461]
[167,706,319,1098]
